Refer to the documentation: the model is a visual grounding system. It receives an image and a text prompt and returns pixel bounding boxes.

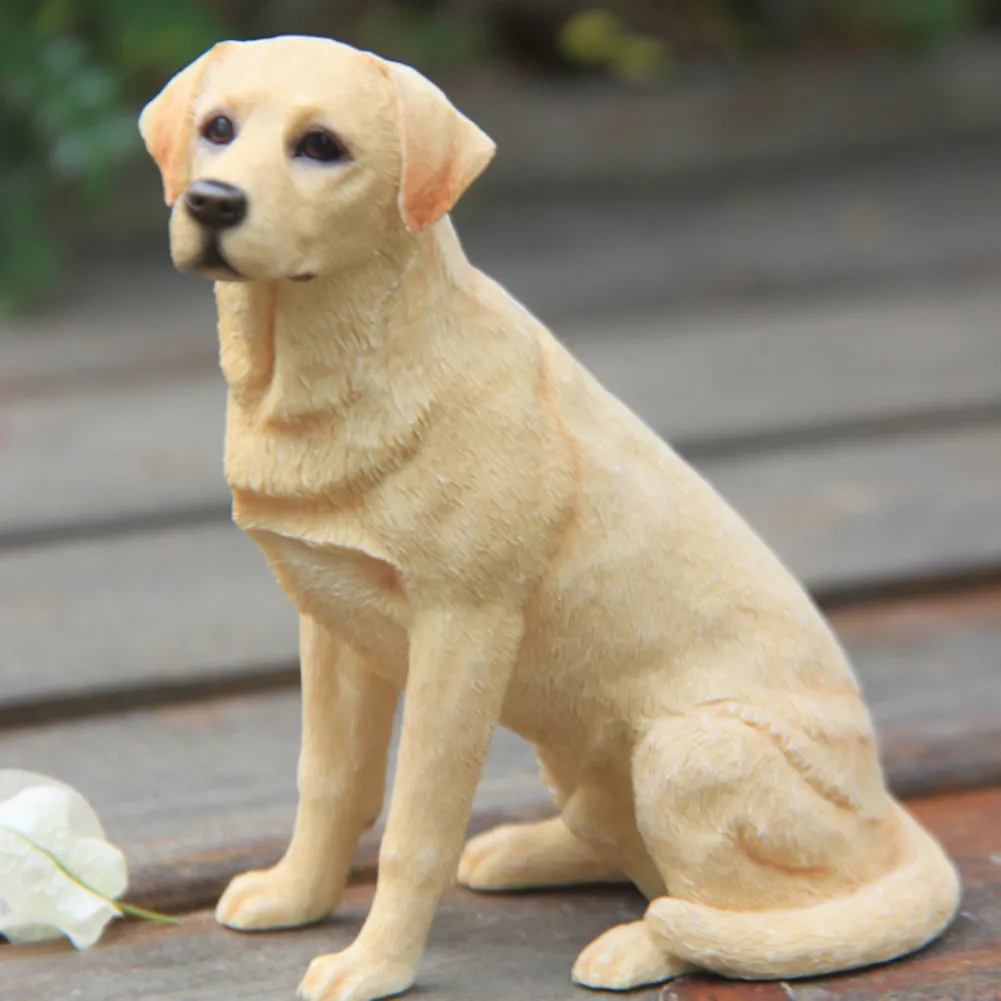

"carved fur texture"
[139,35,960,1001]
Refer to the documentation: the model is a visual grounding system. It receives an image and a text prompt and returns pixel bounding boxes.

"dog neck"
[214,218,473,426]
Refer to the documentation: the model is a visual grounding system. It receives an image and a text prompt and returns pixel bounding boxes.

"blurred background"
[3,3,1001,965]
[4,0,1001,314]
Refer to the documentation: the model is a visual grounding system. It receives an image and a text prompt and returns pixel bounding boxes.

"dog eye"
[203,116,235,145]
[295,130,349,163]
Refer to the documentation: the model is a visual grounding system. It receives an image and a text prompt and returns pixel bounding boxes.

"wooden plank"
[5,282,1001,538]
[0,264,216,397]
[0,524,299,714]
[0,376,228,541]
[1,884,662,1001]
[834,588,1001,798]
[4,421,1001,709]
[0,587,998,913]
[707,423,1001,596]
[3,787,999,1001]
[570,281,1001,448]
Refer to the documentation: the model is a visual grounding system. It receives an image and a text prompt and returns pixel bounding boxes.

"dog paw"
[459,817,623,892]
[298,944,415,1001]
[572,920,692,991]
[457,823,530,890]
[215,865,337,931]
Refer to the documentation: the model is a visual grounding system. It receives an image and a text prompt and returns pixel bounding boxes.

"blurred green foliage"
[822,0,982,48]
[352,4,490,70]
[0,0,996,314]
[566,0,988,68]
[558,9,669,83]
[0,0,222,313]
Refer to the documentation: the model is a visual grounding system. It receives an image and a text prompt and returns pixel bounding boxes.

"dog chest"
[250,528,411,676]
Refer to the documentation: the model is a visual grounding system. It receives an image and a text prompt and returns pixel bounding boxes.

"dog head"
[138,36,495,282]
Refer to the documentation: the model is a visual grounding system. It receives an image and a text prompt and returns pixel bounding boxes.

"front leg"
[217,613,398,930]
[299,604,523,1001]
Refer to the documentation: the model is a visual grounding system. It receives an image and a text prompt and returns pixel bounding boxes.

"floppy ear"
[385,60,496,233]
[138,42,234,206]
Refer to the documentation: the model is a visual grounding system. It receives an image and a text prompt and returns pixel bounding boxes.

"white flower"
[0,770,160,949]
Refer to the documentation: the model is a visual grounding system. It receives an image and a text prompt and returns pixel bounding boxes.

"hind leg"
[576,706,887,989]
[633,709,885,910]
[459,751,632,893]
[628,709,895,979]
[458,808,691,989]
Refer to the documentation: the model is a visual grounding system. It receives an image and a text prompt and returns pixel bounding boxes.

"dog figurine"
[139,35,960,1001]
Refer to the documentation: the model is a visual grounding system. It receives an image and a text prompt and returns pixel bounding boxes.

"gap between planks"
[3,572,1000,732]
[7,406,1001,557]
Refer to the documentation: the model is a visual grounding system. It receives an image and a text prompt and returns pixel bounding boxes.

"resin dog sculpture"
[139,35,960,1001]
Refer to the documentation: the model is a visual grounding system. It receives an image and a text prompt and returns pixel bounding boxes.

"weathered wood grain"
[1,884,662,1000]
[4,787,999,1001]
[3,424,1001,709]
[708,423,1001,597]
[832,588,1001,796]
[5,283,1001,539]
[882,715,1001,802]
[1,587,998,913]
[0,376,227,539]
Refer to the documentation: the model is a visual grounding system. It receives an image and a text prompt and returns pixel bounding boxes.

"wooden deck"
[1,200,1000,998]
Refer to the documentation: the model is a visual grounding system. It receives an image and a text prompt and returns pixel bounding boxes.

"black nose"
[184,180,247,229]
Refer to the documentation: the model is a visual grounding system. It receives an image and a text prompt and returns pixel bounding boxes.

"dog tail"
[644,804,960,979]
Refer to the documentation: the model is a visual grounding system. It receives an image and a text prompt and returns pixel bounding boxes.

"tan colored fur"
[140,36,960,1001]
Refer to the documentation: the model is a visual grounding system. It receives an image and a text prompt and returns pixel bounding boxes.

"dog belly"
[250,530,411,681]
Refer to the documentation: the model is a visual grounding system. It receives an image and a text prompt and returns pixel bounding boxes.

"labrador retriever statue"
[139,35,959,1001]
